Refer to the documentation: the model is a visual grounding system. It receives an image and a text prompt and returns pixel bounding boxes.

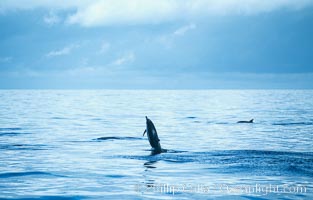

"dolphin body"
[237,119,254,123]
[143,116,163,154]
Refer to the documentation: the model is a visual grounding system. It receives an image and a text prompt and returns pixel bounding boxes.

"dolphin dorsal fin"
[250,119,254,123]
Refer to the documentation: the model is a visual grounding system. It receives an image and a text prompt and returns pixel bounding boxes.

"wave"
[0,144,48,151]
[0,128,22,131]
[120,150,313,177]
[214,122,231,124]
[91,118,104,121]
[95,136,144,141]
[0,171,61,178]
[0,132,31,136]
[0,196,84,200]
[105,174,126,178]
[272,122,313,126]
[50,117,68,120]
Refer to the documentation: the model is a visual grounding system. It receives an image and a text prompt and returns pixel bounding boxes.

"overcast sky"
[0,0,313,89]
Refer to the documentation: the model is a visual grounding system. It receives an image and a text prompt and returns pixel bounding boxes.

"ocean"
[0,90,312,199]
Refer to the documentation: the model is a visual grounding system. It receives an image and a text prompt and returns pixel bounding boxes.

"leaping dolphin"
[237,119,254,123]
[143,116,163,154]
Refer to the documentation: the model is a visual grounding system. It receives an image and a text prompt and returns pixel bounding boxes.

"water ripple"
[0,196,85,200]
[120,150,313,177]
[0,132,31,136]
[0,144,48,151]
[272,122,313,126]
[0,128,22,131]
[95,136,144,141]
[0,171,61,178]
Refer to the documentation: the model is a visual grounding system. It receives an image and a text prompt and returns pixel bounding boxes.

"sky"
[0,0,313,89]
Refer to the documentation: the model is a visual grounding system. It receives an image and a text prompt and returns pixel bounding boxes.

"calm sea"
[0,90,312,199]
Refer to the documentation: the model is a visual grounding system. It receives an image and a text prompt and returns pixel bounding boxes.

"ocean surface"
[0,90,312,200]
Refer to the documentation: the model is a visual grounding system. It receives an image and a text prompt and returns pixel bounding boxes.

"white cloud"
[155,23,196,48]
[43,11,61,26]
[45,44,79,58]
[112,52,135,66]
[173,23,196,36]
[63,0,313,26]
[0,0,88,11]
[1,0,313,26]
[66,0,179,26]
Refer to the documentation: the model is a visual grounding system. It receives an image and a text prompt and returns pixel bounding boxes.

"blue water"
[0,90,312,200]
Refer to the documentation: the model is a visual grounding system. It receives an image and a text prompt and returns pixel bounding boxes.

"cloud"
[0,1,88,11]
[112,52,135,66]
[173,23,196,36]
[1,1,312,26]
[65,0,313,26]
[155,23,196,48]
[45,44,79,58]
[43,11,61,26]
[66,0,179,26]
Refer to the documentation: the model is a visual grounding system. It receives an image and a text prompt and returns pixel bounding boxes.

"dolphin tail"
[143,129,146,136]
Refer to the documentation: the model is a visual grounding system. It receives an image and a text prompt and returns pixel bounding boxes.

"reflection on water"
[0,90,312,199]
[144,161,158,169]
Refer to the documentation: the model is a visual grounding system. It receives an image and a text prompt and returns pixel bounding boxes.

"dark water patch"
[215,122,230,125]
[66,140,97,143]
[91,118,104,121]
[165,149,188,153]
[120,150,313,177]
[0,128,22,131]
[207,121,229,124]
[0,196,85,200]
[241,196,270,200]
[51,117,67,120]
[163,159,188,163]
[142,149,187,155]
[209,150,313,177]
[186,116,197,119]
[287,165,313,177]
[273,122,313,126]
[144,161,157,168]
[236,150,313,156]
[294,193,307,198]
[105,174,126,178]
[0,171,59,178]
[96,136,144,141]
[0,143,48,151]
[0,132,31,136]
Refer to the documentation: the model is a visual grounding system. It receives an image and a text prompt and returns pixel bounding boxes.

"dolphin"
[143,116,163,154]
[237,119,254,123]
